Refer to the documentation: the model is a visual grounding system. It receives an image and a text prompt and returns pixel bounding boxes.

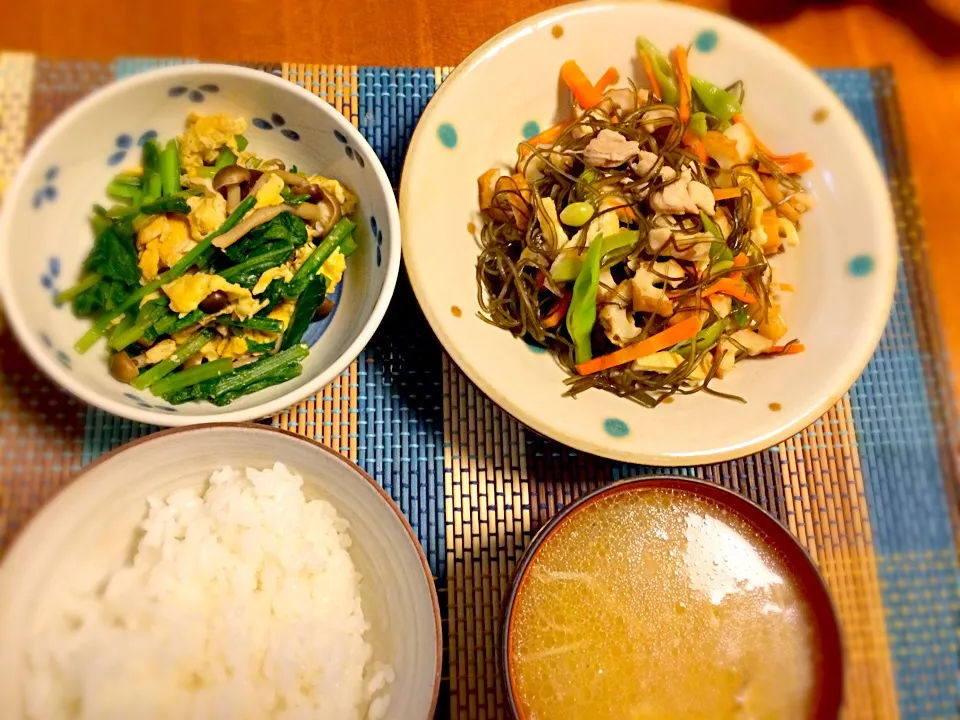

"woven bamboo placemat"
[0,55,957,720]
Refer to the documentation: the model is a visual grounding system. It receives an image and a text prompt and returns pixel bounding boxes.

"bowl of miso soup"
[502,478,843,720]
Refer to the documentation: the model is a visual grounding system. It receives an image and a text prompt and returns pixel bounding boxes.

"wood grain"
[1,0,958,401]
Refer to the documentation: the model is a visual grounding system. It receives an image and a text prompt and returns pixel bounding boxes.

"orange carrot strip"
[639,51,662,100]
[594,66,620,94]
[542,292,572,329]
[701,278,758,304]
[764,343,805,355]
[518,119,571,156]
[575,316,702,375]
[770,154,814,175]
[673,45,692,123]
[560,60,604,109]
[761,209,781,254]
[729,253,749,281]
[712,187,744,201]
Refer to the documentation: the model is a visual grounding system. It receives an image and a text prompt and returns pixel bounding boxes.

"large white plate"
[400,0,896,465]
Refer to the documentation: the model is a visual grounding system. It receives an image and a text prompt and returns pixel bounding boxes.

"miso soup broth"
[507,486,827,720]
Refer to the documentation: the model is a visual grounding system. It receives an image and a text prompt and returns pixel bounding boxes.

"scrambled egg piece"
[198,336,249,362]
[144,339,177,365]
[137,216,196,280]
[254,173,285,209]
[267,301,296,329]
[252,265,294,295]
[252,246,347,295]
[319,249,347,293]
[306,174,358,215]
[163,273,262,318]
[186,193,227,240]
[179,113,247,172]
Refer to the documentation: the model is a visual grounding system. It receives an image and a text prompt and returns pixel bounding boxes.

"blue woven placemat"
[0,56,957,720]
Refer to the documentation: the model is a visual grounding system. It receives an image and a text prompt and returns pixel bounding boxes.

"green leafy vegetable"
[108,300,167,351]
[223,211,308,262]
[281,275,326,350]
[159,139,181,196]
[210,362,302,406]
[207,343,308,399]
[217,316,285,333]
[219,245,295,287]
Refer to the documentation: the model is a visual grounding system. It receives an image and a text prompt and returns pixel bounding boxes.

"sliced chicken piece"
[730,329,775,356]
[650,166,716,216]
[645,217,712,262]
[631,150,660,179]
[583,129,641,168]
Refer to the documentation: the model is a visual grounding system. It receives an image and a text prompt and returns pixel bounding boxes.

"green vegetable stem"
[566,237,604,365]
[283,217,355,299]
[130,328,216,390]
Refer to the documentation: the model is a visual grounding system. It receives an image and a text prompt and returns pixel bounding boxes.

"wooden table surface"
[2,0,959,402]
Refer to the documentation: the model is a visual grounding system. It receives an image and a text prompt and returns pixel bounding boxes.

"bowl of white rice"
[0,424,441,720]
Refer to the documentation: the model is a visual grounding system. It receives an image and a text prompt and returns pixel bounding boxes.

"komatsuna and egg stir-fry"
[476,37,814,407]
[59,113,359,406]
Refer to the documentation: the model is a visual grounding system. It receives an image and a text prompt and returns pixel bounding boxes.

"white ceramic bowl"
[400,1,896,465]
[0,424,441,719]
[0,64,400,426]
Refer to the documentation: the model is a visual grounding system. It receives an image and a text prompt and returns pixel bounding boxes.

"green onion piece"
[140,196,190,216]
[55,273,101,305]
[106,181,142,204]
[108,301,167,351]
[210,362,302,406]
[111,173,142,188]
[214,148,237,170]
[193,166,218,179]
[151,357,234,398]
[217,316,284,333]
[130,328,215,390]
[339,234,358,257]
[219,246,293,284]
[75,196,257,354]
[209,343,308,398]
[235,134,249,152]
[159,139,181,196]
[283,218,355,299]
[164,309,206,336]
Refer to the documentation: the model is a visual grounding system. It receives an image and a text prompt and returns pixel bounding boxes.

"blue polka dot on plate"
[437,123,458,149]
[603,418,629,438]
[695,29,719,53]
[848,255,874,277]
[522,121,541,140]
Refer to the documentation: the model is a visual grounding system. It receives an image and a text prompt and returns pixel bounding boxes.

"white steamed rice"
[24,463,393,720]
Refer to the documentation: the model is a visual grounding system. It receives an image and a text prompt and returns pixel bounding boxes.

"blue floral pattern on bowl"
[32,166,59,209]
[40,257,61,299]
[168,84,220,103]
[39,332,72,370]
[334,129,366,168]
[107,130,158,166]
[124,391,177,413]
[252,113,301,141]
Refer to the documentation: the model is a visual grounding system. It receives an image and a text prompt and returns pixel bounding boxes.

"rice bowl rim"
[0,422,443,720]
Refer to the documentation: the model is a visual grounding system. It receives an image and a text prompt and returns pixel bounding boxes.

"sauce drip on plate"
[508,488,817,720]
